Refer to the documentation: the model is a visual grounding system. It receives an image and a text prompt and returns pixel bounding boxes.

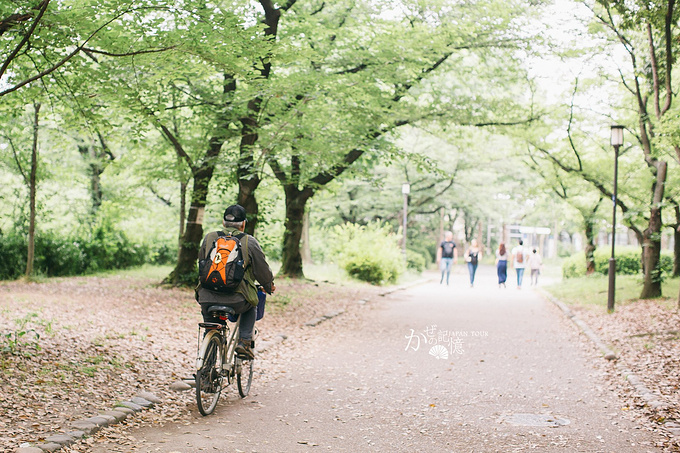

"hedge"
[0,226,176,280]
[562,247,674,279]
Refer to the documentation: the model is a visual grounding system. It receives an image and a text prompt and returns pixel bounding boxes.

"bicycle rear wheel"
[196,335,223,415]
[236,357,253,398]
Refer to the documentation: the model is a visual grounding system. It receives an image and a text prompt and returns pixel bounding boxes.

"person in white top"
[510,239,529,289]
[527,248,543,286]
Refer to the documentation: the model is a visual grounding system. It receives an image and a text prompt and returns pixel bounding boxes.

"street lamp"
[402,183,410,258]
[608,125,624,313]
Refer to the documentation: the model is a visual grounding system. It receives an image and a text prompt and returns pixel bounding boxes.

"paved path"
[91,266,663,452]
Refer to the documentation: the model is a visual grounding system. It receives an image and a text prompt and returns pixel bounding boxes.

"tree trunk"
[673,203,680,277]
[77,133,114,215]
[640,161,667,299]
[584,222,596,275]
[162,73,235,286]
[236,96,266,236]
[233,0,290,235]
[178,177,187,259]
[673,224,680,278]
[165,167,214,286]
[25,102,40,278]
[301,207,312,264]
[279,186,313,278]
[582,201,601,275]
[77,142,103,213]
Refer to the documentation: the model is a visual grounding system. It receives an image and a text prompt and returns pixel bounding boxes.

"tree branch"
[267,153,287,184]
[530,142,644,238]
[0,0,51,80]
[5,135,29,185]
[160,124,195,172]
[0,13,34,36]
[567,77,583,171]
[1,7,123,97]
[661,0,675,115]
[81,45,177,58]
[648,22,662,119]
[149,186,173,207]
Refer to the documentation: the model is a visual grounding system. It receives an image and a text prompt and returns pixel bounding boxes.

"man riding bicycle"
[196,204,275,359]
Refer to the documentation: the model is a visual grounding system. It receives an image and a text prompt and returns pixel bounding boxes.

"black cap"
[223,204,246,222]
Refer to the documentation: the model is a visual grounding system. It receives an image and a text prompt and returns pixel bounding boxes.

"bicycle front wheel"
[196,335,223,416]
[236,357,253,398]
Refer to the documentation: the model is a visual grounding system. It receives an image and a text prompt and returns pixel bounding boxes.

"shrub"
[0,233,27,280]
[406,249,427,273]
[149,242,177,265]
[0,225,158,280]
[562,253,585,279]
[562,247,674,279]
[659,253,674,275]
[592,248,640,275]
[328,221,405,284]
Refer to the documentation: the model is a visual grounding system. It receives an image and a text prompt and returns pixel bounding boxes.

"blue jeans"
[516,267,525,287]
[467,262,478,285]
[440,258,453,284]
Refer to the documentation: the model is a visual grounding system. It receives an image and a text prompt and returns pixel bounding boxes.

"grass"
[544,273,680,311]
[90,264,174,280]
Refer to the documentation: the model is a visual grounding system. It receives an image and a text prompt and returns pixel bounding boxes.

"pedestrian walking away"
[196,204,276,360]
[527,248,543,286]
[496,242,508,288]
[436,231,458,285]
[465,239,482,287]
[510,239,529,289]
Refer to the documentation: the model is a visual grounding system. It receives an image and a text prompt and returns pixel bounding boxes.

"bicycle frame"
[196,317,240,373]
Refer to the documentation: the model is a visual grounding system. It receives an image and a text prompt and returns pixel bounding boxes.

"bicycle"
[195,305,254,416]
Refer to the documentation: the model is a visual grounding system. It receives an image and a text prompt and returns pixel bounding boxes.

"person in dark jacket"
[197,204,275,359]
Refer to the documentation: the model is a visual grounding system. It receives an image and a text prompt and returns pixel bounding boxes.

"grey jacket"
[197,229,274,306]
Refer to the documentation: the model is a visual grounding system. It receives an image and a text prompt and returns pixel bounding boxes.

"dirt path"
[84,267,667,452]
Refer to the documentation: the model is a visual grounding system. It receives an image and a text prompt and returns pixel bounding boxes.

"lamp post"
[402,183,410,259]
[608,125,624,313]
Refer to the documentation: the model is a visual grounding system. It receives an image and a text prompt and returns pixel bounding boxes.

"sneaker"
[235,339,255,360]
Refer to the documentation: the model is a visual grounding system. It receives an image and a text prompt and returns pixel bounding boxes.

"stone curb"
[14,392,159,453]
[539,290,618,360]
[378,278,432,297]
[538,289,677,438]
[256,333,288,354]
[304,310,345,327]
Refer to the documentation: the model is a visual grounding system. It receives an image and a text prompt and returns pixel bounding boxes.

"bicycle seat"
[207,305,236,317]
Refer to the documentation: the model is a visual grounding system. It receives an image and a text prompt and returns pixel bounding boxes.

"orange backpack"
[198,232,249,293]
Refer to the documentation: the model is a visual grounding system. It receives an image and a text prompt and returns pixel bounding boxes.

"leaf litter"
[0,274,383,452]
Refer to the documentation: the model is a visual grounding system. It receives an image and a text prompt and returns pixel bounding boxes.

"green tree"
[584,0,680,298]
[247,0,542,278]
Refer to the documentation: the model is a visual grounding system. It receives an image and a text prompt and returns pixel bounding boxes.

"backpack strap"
[236,233,250,269]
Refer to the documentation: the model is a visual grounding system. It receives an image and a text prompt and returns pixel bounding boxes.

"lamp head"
[611,125,624,147]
